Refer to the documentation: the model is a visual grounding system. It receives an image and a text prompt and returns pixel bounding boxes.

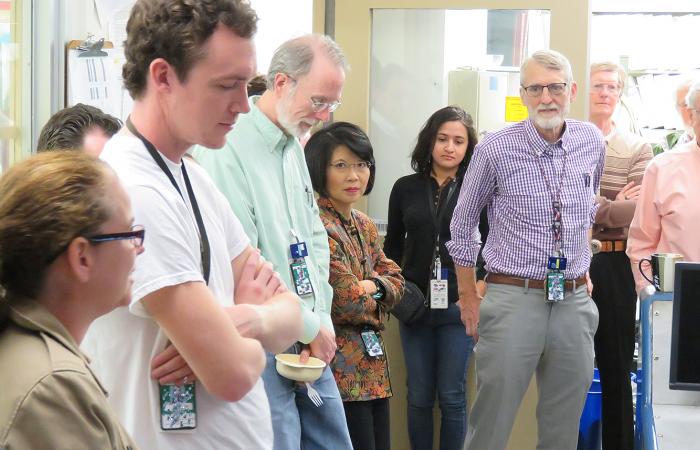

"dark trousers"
[590,251,637,450]
[343,398,390,450]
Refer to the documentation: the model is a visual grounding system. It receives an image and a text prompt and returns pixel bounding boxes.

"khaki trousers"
[465,282,599,450]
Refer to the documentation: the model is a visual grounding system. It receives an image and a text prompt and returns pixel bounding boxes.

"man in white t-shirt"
[82,1,301,449]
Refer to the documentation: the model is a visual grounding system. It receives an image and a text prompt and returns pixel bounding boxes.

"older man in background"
[667,78,696,150]
[588,61,653,450]
[628,81,700,292]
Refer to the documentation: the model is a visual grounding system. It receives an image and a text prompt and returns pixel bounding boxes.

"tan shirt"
[593,128,653,241]
[0,298,138,450]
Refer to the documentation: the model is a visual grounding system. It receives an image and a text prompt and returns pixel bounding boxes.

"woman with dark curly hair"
[384,106,486,450]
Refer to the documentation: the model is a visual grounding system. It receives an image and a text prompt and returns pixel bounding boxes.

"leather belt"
[487,273,587,292]
[598,240,626,253]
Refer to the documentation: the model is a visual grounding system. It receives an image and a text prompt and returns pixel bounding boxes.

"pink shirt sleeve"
[626,160,661,294]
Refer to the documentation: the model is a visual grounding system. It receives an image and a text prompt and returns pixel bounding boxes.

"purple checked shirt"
[446,119,606,280]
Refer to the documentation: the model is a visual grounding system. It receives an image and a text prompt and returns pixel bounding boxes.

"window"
[367,8,551,223]
[0,0,29,173]
[590,11,700,142]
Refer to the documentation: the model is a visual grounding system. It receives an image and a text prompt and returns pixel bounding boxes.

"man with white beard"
[192,34,353,450]
[447,49,605,450]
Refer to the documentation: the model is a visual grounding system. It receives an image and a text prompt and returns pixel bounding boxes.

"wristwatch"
[371,278,386,300]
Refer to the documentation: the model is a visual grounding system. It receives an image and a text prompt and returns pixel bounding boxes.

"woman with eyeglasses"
[384,106,486,450]
[305,122,404,450]
[0,151,143,449]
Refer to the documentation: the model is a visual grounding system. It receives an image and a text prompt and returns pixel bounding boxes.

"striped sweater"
[593,128,653,241]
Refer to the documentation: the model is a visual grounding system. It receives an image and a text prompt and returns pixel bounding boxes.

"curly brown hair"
[0,151,114,303]
[123,0,258,99]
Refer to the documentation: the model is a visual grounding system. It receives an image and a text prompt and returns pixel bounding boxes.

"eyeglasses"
[88,224,145,248]
[310,98,341,113]
[521,82,568,97]
[328,161,373,172]
[284,74,341,113]
[591,83,621,94]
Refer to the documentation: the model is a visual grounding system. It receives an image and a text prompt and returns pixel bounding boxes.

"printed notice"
[505,96,529,122]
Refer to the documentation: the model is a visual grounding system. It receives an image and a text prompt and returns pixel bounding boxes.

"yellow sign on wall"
[505,96,529,122]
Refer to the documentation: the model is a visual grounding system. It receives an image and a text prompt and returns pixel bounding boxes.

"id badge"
[360,330,384,357]
[547,256,567,271]
[430,279,449,309]
[290,259,314,296]
[160,382,197,430]
[290,242,309,259]
[545,270,565,302]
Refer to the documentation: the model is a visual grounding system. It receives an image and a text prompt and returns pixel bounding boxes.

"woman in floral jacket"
[305,122,404,450]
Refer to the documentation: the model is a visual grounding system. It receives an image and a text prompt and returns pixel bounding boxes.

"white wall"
[32,0,104,145]
[251,0,312,75]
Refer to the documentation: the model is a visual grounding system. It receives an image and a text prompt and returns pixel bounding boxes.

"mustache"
[536,104,560,113]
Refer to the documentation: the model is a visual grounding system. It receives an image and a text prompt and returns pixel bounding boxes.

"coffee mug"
[639,253,684,292]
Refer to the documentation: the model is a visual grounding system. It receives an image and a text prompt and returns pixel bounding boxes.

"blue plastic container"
[577,368,602,450]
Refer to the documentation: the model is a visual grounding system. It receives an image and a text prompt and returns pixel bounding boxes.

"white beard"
[276,90,316,138]
[530,102,570,131]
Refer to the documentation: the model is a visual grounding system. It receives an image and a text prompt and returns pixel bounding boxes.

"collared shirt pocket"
[564,172,595,225]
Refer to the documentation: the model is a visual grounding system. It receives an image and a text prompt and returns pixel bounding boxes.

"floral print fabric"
[318,197,404,401]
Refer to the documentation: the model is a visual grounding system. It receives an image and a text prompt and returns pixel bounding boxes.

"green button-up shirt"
[192,97,333,343]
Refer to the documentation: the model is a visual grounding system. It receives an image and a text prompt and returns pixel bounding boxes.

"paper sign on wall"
[505,96,528,122]
[67,47,133,121]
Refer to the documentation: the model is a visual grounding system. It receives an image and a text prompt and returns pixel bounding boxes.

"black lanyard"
[426,177,458,263]
[126,117,211,284]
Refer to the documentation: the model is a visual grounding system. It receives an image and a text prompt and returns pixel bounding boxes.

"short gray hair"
[266,34,348,90]
[686,80,700,110]
[520,49,573,85]
[590,61,627,89]
[676,78,694,108]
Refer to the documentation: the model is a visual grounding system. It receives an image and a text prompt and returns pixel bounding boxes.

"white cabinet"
[447,68,520,138]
